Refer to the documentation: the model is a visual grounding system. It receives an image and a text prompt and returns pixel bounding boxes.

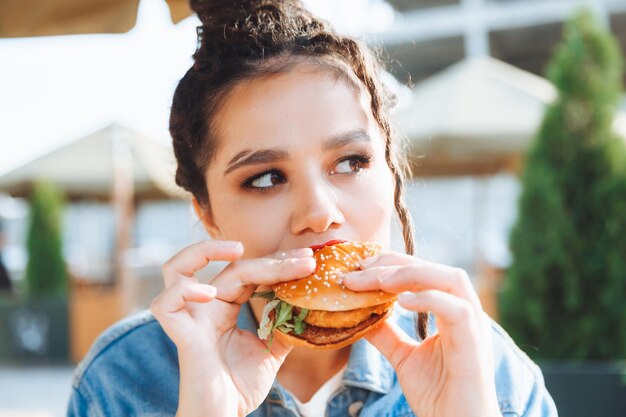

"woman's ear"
[192,198,221,239]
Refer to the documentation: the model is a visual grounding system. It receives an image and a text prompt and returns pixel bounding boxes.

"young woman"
[68,1,557,416]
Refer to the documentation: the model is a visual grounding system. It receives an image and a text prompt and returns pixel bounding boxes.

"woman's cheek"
[229,198,288,256]
[359,166,395,204]
[355,168,395,234]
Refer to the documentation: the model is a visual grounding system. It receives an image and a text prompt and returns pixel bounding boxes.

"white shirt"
[290,364,347,417]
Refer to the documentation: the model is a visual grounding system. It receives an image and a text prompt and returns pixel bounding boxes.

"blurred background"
[0,0,625,416]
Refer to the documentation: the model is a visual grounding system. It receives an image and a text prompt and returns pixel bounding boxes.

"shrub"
[24,182,68,298]
[500,9,626,360]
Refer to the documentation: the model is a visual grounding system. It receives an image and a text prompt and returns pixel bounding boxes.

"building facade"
[373,0,626,86]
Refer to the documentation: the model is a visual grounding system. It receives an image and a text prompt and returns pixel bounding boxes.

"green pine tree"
[500,9,626,360]
[24,181,68,298]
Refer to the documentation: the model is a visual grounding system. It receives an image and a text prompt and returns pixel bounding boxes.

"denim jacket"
[67,303,557,417]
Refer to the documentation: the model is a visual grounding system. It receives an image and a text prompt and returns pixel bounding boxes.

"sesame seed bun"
[270,241,397,349]
[272,241,397,311]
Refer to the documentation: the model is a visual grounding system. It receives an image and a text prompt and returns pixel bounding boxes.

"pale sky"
[0,0,394,177]
[0,1,197,176]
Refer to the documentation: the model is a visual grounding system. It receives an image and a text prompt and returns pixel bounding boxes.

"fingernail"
[221,241,243,249]
[204,285,217,297]
[289,248,314,257]
[398,292,416,303]
[360,255,379,268]
[294,258,317,267]
[343,271,359,283]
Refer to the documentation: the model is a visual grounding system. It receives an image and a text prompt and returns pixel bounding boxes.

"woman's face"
[202,65,396,259]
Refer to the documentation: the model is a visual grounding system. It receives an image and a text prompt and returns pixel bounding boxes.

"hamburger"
[254,240,396,349]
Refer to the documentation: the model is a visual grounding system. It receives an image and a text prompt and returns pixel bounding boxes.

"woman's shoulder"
[489,318,557,416]
[490,318,542,381]
[72,309,177,389]
[68,310,180,416]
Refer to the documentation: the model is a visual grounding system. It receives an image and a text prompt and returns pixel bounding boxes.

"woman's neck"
[249,298,351,402]
[278,344,351,402]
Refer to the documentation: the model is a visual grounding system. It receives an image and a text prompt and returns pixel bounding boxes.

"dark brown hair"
[169,0,428,340]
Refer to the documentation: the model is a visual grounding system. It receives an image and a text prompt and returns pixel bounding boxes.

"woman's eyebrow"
[322,128,371,151]
[223,129,371,176]
[224,148,289,176]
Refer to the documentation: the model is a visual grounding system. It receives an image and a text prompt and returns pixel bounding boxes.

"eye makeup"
[238,149,374,193]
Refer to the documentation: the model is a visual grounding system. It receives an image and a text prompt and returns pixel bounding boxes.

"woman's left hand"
[343,252,501,417]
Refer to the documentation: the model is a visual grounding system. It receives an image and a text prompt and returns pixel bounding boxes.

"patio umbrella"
[393,56,626,308]
[393,56,558,176]
[0,123,185,201]
[0,123,186,314]
[0,0,192,37]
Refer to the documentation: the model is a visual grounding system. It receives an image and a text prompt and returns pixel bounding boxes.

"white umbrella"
[0,123,185,200]
[393,56,626,176]
[393,56,556,175]
[0,123,187,315]
[0,0,192,37]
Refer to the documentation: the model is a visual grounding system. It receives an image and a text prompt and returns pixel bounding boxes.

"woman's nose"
[290,179,345,235]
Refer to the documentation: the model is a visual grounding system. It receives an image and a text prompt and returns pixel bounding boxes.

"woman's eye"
[334,154,371,174]
[250,171,284,189]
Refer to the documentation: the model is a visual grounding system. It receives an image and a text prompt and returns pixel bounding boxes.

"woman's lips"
[309,239,349,251]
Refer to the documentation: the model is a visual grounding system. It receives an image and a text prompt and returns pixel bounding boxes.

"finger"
[344,262,482,311]
[162,240,244,286]
[397,290,482,348]
[398,290,493,374]
[364,320,417,371]
[151,279,217,316]
[150,280,217,340]
[211,255,317,304]
[358,252,478,298]
[255,248,314,293]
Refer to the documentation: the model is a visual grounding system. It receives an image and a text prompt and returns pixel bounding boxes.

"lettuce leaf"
[257,299,280,340]
[255,294,309,349]
[251,290,276,300]
[293,308,308,335]
[274,301,293,329]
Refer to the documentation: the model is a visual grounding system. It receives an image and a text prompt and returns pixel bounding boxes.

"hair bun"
[190,0,248,24]
[189,0,329,72]
[190,0,306,27]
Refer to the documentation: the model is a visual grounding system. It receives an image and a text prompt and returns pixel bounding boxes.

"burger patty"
[294,309,388,346]
[302,301,394,329]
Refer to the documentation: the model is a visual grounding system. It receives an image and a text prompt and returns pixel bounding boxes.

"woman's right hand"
[150,240,316,417]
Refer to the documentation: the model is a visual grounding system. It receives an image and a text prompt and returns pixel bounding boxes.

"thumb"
[364,321,417,369]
